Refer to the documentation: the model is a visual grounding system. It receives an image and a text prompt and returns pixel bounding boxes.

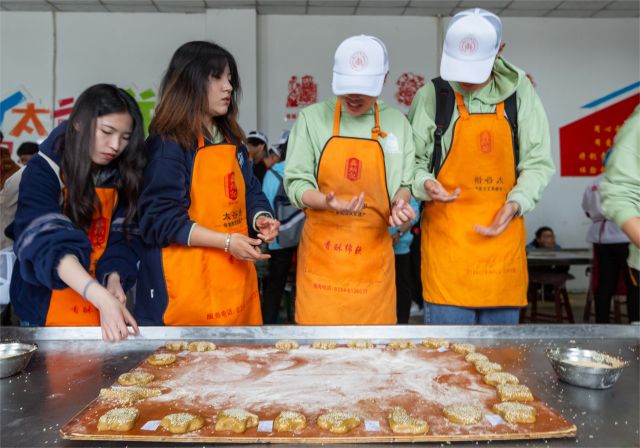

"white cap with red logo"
[440,8,502,84]
[332,34,389,97]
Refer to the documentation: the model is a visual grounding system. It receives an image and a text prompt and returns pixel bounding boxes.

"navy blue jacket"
[9,122,141,325]
[135,135,273,325]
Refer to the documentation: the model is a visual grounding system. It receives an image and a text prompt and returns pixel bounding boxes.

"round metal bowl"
[546,347,627,389]
[0,342,38,379]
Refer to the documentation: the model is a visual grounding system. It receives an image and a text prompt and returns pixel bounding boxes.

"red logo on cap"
[344,158,362,181]
[350,51,368,71]
[459,37,479,55]
[224,172,238,200]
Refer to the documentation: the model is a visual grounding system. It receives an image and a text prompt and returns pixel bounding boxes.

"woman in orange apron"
[136,41,279,326]
[285,35,416,325]
[10,84,146,341]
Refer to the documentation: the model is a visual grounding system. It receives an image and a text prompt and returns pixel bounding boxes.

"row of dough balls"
[275,338,479,352]
[97,407,428,435]
[97,402,536,435]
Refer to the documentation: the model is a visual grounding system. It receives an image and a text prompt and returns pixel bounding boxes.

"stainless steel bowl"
[546,347,627,389]
[0,342,38,378]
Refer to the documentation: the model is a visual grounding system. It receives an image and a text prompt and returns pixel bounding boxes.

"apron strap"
[454,92,470,120]
[371,102,387,140]
[333,99,387,140]
[495,100,505,118]
[197,133,205,149]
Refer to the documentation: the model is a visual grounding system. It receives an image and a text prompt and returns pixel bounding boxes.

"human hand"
[474,201,520,237]
[228,233,271,261]
[389,199,416,227]
[424,180,460,203]
[106,272,126,305]
[256,215,280,243]
[90,286,139,342]
[325,191,365,212]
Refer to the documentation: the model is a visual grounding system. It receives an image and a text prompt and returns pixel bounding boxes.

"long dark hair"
[59,84,146,233]
[150,41,245,148]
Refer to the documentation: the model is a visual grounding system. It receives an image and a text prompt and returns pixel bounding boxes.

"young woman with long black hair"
[136,41,279,326]
[10,84,146,341]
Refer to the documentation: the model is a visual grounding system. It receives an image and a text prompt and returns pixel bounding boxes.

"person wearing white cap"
[247,130,270,184]
[408,8,554,325]
[285,35,416,325]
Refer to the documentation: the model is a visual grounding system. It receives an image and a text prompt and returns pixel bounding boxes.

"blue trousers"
[423,302,520,325]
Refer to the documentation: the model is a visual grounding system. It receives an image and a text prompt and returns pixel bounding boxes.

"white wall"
[257,15,438,142]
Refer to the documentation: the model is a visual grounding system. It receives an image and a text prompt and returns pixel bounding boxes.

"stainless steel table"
[1,325,638,447]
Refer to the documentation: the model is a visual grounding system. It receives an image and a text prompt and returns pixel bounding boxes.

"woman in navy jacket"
[9,84,146,341]
[136,41,279,326]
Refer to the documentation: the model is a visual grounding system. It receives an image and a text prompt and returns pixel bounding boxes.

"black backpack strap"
[431,77,456,178]
[504,92,519,174]
[271,170,283,182]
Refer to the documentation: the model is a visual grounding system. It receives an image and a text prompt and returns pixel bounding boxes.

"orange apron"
[45,188,118,326]
[295,101,396,324]
[421,92,527,308]
[160,136,262,325]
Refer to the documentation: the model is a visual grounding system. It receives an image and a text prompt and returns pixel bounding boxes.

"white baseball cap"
[332,35,389,97]
[247,130,268,146]
[441,8,502,84]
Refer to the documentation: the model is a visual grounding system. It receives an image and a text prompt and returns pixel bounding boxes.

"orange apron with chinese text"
[45,188,117,326]
[421,92,527,308]
[161,137,262,325]
[296,101,396,324]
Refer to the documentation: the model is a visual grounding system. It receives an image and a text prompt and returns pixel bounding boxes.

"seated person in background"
[527,226,569,302]
[527,226,561,249]
[16,142,39,166]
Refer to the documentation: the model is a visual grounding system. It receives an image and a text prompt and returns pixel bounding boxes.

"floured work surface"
[61,342,576,443]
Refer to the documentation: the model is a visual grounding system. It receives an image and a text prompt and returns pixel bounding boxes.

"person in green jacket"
[408,8,555,325]
[600,105,640,322]
[284,35,416,325]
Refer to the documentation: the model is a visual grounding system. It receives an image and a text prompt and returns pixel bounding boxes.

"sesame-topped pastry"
[475,360,503,375]
[274,410,307,432]
[421,338,450,349]
[97,407,140,431]
[99,386,162,404]
[484,372,520,386]
[496,384,534,402]
[188,341,217,352]
[117,371,155,386]
[275,340,300,352]
[147,353,177,366]
[451,343,476,355]
[317,410,361,434]
[215,408,259,433]
[311,340,337,350]
[388,407,429,434]
[165,341,188,351]
[387,340,416,350]
[160,412,204,434]
[464,352,489,364]
[443,404,483,425]
[492,402,537,424]
[347,339,374,349]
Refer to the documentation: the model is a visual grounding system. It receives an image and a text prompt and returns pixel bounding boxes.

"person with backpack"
[261,131,304,323]
[285,35,416,325]
[408,8,554,325]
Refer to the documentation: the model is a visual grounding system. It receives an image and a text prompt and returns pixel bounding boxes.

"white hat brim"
[332,72,384,97]
[440,52,495,84]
